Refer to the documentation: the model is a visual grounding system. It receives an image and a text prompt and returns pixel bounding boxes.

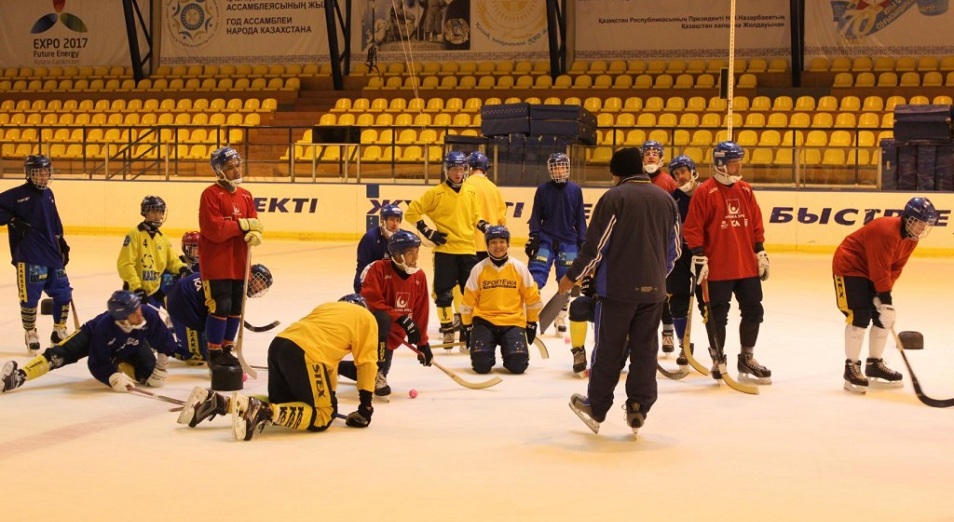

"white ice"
[1,236,952,521]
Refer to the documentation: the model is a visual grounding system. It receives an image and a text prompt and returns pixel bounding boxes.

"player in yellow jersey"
[460,226,542,374]
[117,195,190,308]
[176,295,380,441]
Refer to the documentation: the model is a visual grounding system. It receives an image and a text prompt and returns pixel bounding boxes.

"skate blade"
[631,428,640,439]
[375,395,391,403]
[843,381,867,394]
[574,369,589,379]
[738,372,772,385]
[868,378,903,388]
[568,399,600,434]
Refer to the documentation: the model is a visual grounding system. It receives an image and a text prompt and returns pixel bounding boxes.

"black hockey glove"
[178,265,192,277]
[526,322,538,344]
[579,275,595,297]
[477,219,490,233]
[416,343,433,367]
[345,390,374,428]
[58,236,70,266]
[416,220,447,246]
[397,315,421,345]
[133,288,149,304]
[525,234,540,259]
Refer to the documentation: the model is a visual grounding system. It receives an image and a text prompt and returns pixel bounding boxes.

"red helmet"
[181,231,200,263]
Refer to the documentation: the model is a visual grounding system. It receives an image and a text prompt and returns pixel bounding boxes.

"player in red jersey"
[683,141,771,385]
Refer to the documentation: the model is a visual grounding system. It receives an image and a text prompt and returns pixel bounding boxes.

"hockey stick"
[682,279,709,376]
[235,248,257,379]
[69,299,80,331]
[128,386,185,406]
[538,292,570,334]
[432,341,465,350]
[891,327,954,408]
[657,361,690,380]
[403,342,502,390]
[244,320,280,333]
[698,279,759,395]
[532,337,549,359]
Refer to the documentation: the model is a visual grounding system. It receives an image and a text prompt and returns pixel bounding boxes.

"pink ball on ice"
[409,389,418,399]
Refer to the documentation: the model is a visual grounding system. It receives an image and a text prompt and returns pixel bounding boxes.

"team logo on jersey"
[395,292,410,310]
[829,0,946,40]
[726,199,741,216]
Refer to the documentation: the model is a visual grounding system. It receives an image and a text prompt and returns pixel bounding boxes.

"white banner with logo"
[160,0,330,65]
[353,0,549,64]
[574,0,791,60]
[805,0,954,58]
[0,0,137,67]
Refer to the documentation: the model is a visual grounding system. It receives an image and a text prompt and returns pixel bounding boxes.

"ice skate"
[708,346,724,380]
[568,393,601,434]
[232,392,272,441]
[24,329,40,355]
[51,327,69,344]
[439,323,456,348]
[374,371,391,402]
[555,309,568,335]
[676,343,693,368]
[571,346,588,378]
[208,345,241,370]
[1,361,26,393]
[177,386,230,427]
[661,329,675,353]
[737,353,772,384]
[623,399,645,438]
[865,358,903,387]
[843,359,868,395]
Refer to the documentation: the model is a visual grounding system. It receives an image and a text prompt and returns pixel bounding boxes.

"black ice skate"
[232,392,273,441]
[1,361,26,393]
[661,329,675,353]
[570,346,587,378]
[738,353,772,384]
[439,322,456,347]
[708,346,724,380]
[676,343,693,367]
[51,327,69,344]
[623,399,645,438]
[177,386,230,427]
[843,359,868,395]
[568,393,601,434]
[865,358,903,387]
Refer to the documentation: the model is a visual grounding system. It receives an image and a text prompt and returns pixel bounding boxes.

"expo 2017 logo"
[830,0,948,40]
[31,0,88,33]
[166,0,219,49]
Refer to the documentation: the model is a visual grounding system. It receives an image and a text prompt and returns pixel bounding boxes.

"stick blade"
[898,330,924,350]
[538,293,570,333]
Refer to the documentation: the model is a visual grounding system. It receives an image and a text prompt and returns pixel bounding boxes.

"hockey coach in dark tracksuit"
[558,147,681,436]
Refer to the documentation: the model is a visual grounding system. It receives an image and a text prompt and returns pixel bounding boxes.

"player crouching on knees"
[177,296,380,441]
[1,290,177,393]
[460,226,542,374]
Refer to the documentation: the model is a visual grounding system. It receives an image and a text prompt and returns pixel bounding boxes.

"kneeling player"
[1,291,177,393]
[177,295,380,441]
[461,226,542,374]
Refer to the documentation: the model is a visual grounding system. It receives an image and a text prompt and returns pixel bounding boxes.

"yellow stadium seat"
[627,60,646,74]
[673,74,694,89]
[691,129,713,146]
[699,113,721,128]
[678,113,699,128]
[807,57,828,72]
[821,149,846,166]
[900,72,920,86]
[666,61,686,74]
[736,74,757,88]
[749,148,774,165]
[884,95,905,111]
[811,113,833,128]
[622,97,643,112]
[352,113,372,127]
[686,96,706,112]
[682,147,704,165]
[658,113,677,128]
[834,113,856,129]
[646,60,666,74]
[731,96,749,111]
[857,130,876,148]
[643,97,664,112]
[909,95,929,105]
[648,129,669,145]
[789,113,810,129]
[744,113,766,128]
[612,75,633,89]
[459,76,478,89]
[750,96,771,111]
[924,72,943,87]
[653,74,674,89]
[832,72,853,88]
[634,74,653,89]
[573,75,593,89]
[737,130,758,147]
[636,113,656,127]
[839,96,861,112]
[829,130,852,147]
[624,129,646,146]
[594,74,613,88]
[766,113,788,129]
[589,147,614,165]
[664,97,685,112]
[616,113,636,127]
[758,130,782,147]
[933,95,953,105]
[857,113,880,129]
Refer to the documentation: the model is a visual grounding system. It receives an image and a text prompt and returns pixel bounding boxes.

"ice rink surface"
[1,236,953,521]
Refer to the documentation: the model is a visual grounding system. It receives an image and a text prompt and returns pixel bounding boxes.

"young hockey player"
[1,290,177,393]
[683,141,771,384]
[405,150,485,346]
[180,230,200,271]
[526,152,587,335]
[463,151,507,261]
[177,296,380,441]
[642,140,678,193]
[461,226,542,375]
[117,195,191,308]
[832,196,937,394]
[199,146,262,390]
[667,155,702,368]
[0,155,74,352]
[559,147,680,436]
[353,203,403,292]
[342,229,432,398]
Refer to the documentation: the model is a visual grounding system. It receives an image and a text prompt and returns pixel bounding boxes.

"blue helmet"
[387,229,422,257]
[444,150,468,170]
[641,140,664,158]
[108,290,141,321]
[547,152,570,182]
[24,154,52,189]
[380,204,403,222]
[140,195,167,228]
[484,225,511,245]
[902,197,938,240]
[247,264,273,298]
[210,146,243,185]
[339,293,369,309]
[467,151,490,172]
[669,155,699,193]
[712,141,745,185]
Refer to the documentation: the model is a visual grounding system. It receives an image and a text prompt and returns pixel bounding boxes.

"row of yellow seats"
[0,65,130,80]
[832,71,954,88]
[0,112,261,128]
[0,77,298,94]
[569,57,787,76]
[318,112,478,128]
[1,97,275,114]
[588,144,881,169]
[808,56,954,73]
[0,142,224,162]
[366,72,754,91]
[298,128,447,147]
[281,143,443,164]
[0,126,245,146]
[597,127,892,150]
[595,110,893,130]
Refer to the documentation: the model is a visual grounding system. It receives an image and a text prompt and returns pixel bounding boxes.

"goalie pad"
[898,330,924,350]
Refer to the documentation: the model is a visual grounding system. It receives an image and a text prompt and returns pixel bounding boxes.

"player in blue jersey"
[165,264,273,364]
[354,204,403,292]
[526,153,587,334]
[0,155,74,353]
[1,291,178,393]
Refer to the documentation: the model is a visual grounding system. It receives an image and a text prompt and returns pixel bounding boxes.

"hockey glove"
[691,254,709,282]
[756,251,770,281]
[461,323,473,349]
[477,219,490,233]
[238,218,264,233]
[416,220,447,246]
[416,343,433,367]
[133,288,149,304]
[345,390,374,428]
[178,265,192,277]
[147,354,168,388]
[244,231,263,247]
[58,236,70,266]
[579,275,595,297]
[873,296,896,330]
[108,372,137,393]
[526,322,538,344]
[397,315,421,345]
[525,234,540,259]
